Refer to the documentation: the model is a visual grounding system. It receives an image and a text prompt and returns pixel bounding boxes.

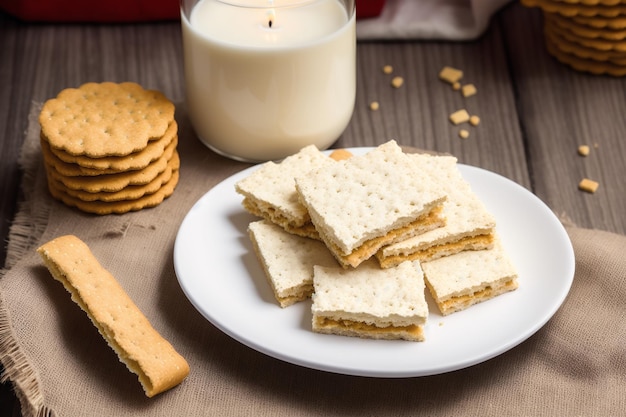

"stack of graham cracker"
[521,0,626,76]
[236,141,518,342]
[39,82,180,214]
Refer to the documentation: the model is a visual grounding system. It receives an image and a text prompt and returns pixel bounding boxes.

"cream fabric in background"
[357,0,512,40]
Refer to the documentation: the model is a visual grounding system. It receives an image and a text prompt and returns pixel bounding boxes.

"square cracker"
[421,236,518,316]
[248,220,337,308]
[377,154,496,268]
[311,259,429,342]
[235,145,333,239]
[295,140,447,268]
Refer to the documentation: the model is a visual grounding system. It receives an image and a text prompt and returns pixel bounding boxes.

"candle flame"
[267,9,276,29]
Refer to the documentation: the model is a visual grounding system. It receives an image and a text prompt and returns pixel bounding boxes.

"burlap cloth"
[1,103,625,417]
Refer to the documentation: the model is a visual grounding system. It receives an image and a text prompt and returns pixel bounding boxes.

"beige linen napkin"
[1,103,625,417]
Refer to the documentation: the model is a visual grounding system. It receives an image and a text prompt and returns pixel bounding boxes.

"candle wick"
[267,8,275,29]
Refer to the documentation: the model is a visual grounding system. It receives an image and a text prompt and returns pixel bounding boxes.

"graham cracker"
[247,220,338,308]
[295,141,447,268]
[376,154,496,268]
[235,145,335,239]
[421,236,519,316]
[311,259,429,342]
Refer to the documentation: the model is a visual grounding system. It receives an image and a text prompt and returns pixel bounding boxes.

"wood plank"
[341,29,530,188]
[500,3,626,234]
[0,14,35,268]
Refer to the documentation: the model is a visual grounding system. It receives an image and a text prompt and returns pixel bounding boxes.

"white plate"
[174,148,575,377]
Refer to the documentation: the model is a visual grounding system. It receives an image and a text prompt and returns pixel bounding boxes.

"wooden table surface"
[1,2,625,415]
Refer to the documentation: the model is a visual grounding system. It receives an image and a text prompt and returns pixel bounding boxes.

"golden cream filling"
[377,233,495,268]
[242,197,308,228]
[429,278,519,315]
[325,205,445,268]
[243,197,320,239]
[315,316,423,337]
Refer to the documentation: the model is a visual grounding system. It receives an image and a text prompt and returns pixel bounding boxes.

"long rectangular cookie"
[37,235,190,397]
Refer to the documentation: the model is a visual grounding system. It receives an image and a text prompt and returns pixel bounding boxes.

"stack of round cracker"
[39,82,180,215]
[521,0,626,76]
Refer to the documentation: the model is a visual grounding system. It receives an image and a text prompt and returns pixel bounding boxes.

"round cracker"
[522,0,626,17]
[548,19,626,51]
[45,149,180,194]
[39,82,175,157]
[573,14,626,29]
[545,21,626,64]
[547,11,626,40]
[47,169,180,215]
[550,0,626,6]
[41,134,178,178]
[43,120,178,172]
[51,152,180,202]
[545,34,626,76]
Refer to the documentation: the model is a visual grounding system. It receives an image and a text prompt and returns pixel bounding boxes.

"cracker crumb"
[329,149,353,161]
[452,82,461,91]
[439,66,463,84]
[459,129,470,139]
[439,322,444,327]
[449,109,470,125]
[469,115,480,126]
[391,76,404,88]
[462,84,477,98]
[382,65,393,75]
[578,145,590,156]
[369,101,380,111]
[579,178,599,193]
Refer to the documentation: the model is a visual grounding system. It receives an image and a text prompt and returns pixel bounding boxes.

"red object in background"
[0,0,385,23]
[0,0,179,22]
[356,0,386,19]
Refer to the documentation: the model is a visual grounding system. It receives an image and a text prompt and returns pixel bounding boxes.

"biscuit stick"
[37,235,189,397]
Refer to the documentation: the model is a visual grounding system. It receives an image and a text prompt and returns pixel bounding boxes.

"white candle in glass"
[181,0,356,162]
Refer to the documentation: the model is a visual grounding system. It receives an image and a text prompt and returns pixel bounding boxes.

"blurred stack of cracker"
[521,0,626,76]
[39,82,180,215]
